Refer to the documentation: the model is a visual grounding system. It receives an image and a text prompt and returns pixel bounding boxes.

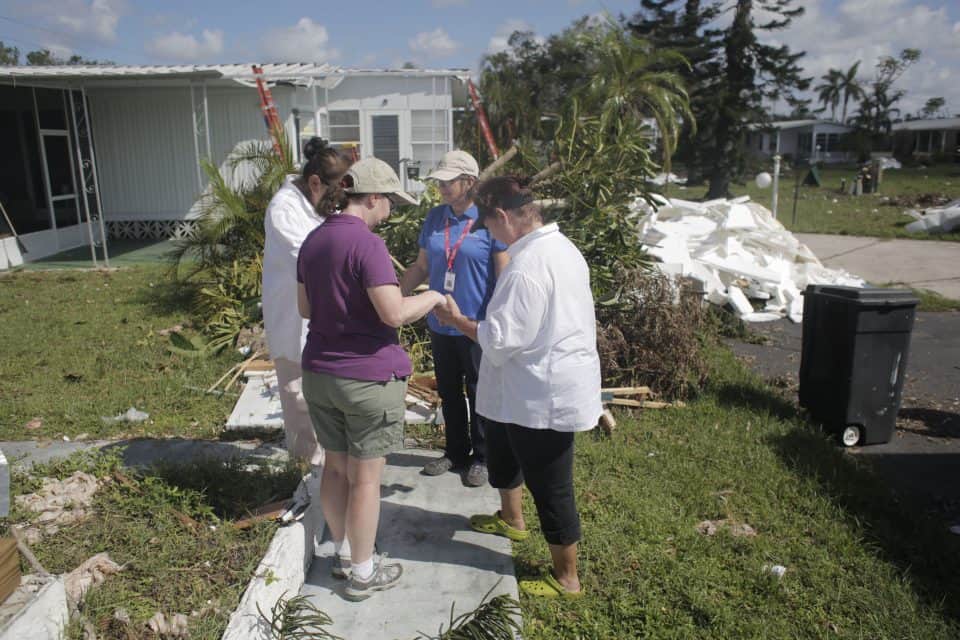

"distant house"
[892,117,960,162]
[0,63,468,263]
[746,119,855,164]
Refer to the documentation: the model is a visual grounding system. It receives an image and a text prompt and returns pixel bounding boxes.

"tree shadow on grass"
[770,425,960,623]
[130,268,200,317]
[714,380,799,422]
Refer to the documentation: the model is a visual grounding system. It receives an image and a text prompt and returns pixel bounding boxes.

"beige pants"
[274,358,324,466]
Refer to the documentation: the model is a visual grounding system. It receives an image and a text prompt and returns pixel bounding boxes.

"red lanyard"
[444,216,474,271]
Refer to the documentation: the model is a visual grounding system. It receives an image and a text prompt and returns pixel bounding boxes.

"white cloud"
[408,28,459,58]
[487,19,541,55]
[432,0,467,6]
[25,0,124,43]
[147,29,224,62]
[756,0,960,117]
[261,18,340,63]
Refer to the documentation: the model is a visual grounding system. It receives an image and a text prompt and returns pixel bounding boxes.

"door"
[371,114,401,175]
[33,88,81,234]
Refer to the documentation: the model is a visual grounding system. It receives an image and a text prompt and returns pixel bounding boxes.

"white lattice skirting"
[107,220,198,240]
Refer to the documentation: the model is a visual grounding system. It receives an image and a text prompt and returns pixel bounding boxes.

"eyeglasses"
[437,176,469,188]
[382,194,400,212]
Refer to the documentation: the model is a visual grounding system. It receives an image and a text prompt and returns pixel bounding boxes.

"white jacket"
[262,176,324,362]
[476,223,602,432]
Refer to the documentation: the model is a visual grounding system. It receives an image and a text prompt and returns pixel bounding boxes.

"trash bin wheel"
[841,425,862,447]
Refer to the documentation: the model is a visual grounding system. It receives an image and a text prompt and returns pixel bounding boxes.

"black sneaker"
[465,462,488,487]
[422,456,454,476]
[344,554,403,601]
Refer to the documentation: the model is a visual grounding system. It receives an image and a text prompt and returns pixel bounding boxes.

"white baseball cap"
[344,158,418,205]
[426,150,480,181]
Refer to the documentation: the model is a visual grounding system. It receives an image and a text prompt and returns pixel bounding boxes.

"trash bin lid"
[815,285,919,306]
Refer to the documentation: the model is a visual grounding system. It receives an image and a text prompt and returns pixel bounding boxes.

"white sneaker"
[277,481,310,524]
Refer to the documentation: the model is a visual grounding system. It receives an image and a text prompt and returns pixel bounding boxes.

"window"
[328,110,360,145]
[411,110,449,172]
[815,133,840,152]
[916,130,939,153]
[798,132,812,153]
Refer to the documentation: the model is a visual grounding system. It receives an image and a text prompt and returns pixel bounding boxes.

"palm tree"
[837,61,863,124]
[576,24,693,170]
[815,69,842,122]
[167,134,296,350]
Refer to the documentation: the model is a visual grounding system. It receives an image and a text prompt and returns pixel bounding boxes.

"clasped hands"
[431,292,463,328]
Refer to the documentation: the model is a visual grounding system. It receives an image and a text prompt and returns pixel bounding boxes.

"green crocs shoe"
[519,572,584,599]
[469,511,530,541]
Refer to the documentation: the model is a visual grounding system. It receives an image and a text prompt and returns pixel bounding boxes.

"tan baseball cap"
[345,158,418,205]
[426,150,480,181]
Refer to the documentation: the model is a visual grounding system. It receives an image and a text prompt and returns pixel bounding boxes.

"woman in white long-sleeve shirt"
[435,175,601,599]
[263,138,349,507]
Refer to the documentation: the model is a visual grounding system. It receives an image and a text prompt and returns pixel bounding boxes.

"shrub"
[596,270,707,400]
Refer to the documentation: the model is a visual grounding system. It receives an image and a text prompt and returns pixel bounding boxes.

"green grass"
[513,343,960,639]
[708,163,960,241]
[3,449,301,640]
[0,266,240,440]
[904,287,960,312]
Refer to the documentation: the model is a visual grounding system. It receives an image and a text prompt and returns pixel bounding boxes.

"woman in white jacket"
[263,138,350,516]
[435,175,601,599]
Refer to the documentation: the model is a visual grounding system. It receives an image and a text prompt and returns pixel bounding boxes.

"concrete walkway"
[303,448,518,640]
[797,233,960,299]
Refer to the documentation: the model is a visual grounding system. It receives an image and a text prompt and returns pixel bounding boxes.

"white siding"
[88,84,283,221]
[86,77,453,222]
[88,87,199,220]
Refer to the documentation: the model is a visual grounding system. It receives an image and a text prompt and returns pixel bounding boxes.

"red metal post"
[467,79,500,160]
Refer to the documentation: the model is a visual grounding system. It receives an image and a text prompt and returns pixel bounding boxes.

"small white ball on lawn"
[755,172,772,188]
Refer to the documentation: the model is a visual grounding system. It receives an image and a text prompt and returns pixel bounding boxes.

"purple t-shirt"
[296,215,412,381]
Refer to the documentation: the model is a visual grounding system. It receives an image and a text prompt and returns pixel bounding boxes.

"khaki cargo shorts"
[302,370,407,459]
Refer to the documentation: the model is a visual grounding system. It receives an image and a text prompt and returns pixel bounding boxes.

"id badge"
[443,271,456,293]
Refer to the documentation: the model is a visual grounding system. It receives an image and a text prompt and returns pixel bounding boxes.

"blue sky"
[1,0,957,116]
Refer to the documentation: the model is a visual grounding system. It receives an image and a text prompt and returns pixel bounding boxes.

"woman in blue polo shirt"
[400,150,508,487]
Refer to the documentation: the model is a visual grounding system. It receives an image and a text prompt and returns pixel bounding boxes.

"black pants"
[484,418,581,546]
[431,331,485,466]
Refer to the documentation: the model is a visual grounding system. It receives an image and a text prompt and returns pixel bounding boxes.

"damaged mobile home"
[0,64,468,266]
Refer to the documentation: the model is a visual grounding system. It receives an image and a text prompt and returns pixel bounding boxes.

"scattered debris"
[766,564,787,579]
[15,471,100,544]
[696,519,758,538]
[904,199,960,234]
[147,610,190,638]
[24,417,42,431]
[63,552,123,603]
[635,195,865,322]
[102,407,150,424]
[157,323,185,337]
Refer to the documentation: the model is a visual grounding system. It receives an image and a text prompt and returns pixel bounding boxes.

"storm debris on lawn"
[634,195,865,322]
[904,198,960,234]
[147,610,190,638]
[14,471,100,544]
[101,407,150,424]
[64,552,123,603]
[696,519,758,538]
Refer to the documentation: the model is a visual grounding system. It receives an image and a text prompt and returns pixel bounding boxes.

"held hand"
[433,294,459,326]
[442,294,461,321]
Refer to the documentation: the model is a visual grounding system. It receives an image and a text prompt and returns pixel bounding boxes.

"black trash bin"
[799,285,919,446]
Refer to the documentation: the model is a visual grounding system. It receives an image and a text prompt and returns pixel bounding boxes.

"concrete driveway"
[797,233,960,299]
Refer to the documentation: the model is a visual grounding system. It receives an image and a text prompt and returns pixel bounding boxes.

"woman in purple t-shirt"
[297,158,444,601]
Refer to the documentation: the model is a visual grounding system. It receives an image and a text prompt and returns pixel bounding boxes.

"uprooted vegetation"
[596,270,708,400]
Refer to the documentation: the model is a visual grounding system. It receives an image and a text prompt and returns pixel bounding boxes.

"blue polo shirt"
[419,203,507,336]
